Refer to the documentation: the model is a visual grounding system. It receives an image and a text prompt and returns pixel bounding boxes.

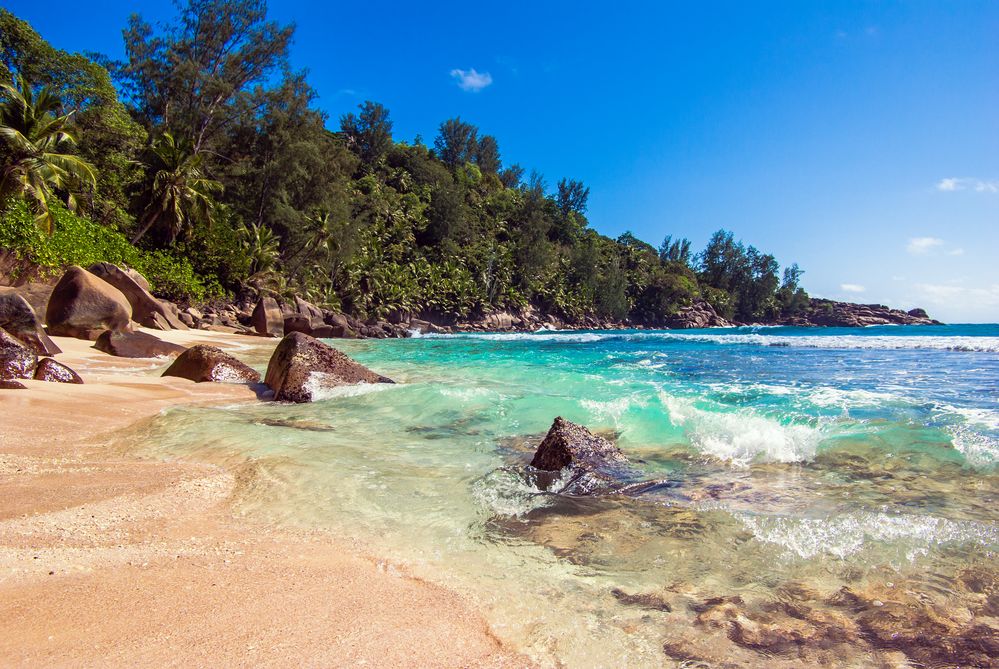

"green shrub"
[1,200,226,303]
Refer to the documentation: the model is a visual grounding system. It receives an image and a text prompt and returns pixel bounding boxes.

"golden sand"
[0,329,529,668]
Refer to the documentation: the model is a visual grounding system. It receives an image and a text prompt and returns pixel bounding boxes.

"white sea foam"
[739,511,999,560]
[659,393,822,465]
[429,330,999,352]
[805,387,900,410]
[580,396,642,425]
[949,426,999,467]
[305,375,398,401]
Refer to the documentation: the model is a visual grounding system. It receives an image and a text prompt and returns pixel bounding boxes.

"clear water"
[123,324,999,667]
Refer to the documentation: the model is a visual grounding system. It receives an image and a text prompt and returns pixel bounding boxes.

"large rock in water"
[94,330,186,358]
[0,289,61,355]
[531,416,629,472]
[33,357,83,384]
[162,344,260,384]
[0,328,37,380]
[251,296,284,337]
[264,332,393,402]
[88,262,187,330]
[45,266,132,339]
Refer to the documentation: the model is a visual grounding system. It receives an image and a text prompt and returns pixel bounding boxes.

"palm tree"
[131,132,222,244]
[240,220,281,278]
[0,76,97,233]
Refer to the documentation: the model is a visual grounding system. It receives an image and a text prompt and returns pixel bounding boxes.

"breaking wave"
[739,511,999,560]
[659,393,824,465]
[431,330,999,352]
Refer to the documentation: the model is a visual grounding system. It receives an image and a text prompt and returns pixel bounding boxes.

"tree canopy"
[0,3,810,324]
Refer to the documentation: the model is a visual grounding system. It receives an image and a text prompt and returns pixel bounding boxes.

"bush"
[0,200,225,303]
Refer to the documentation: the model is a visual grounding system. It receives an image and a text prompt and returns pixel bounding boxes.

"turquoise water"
[127,324,999,667]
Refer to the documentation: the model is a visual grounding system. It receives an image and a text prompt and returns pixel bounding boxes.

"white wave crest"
[739,511,999,560]
[580,396,642,425]
[660,394,822,465]
[429,330,999,352]
[305,375,398,401]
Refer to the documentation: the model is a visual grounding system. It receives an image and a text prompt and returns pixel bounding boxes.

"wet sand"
[0,330,529,668]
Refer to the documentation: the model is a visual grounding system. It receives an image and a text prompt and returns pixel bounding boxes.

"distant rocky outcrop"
[0,289,60,355]
[783,299,942,327]
[162,344,260,384]
[45,266,133,340]
[33,357,83,384]
[94,330,186,358]
[264,332,394,402]
[665,299,733,329]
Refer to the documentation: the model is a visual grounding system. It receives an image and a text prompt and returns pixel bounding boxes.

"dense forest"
[0,1,811,326]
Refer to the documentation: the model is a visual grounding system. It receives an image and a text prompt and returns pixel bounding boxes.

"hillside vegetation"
[0,2,810,325]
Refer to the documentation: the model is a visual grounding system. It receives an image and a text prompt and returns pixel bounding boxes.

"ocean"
[123,324,999,666]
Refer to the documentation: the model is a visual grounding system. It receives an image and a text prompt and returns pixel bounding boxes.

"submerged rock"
[264,331,394,402]
[94,330,186,358]
[33,357,83,384]
[0,328,37,380]
[45,266,132,339]
[162,344,260,384]
[0,290,61,355]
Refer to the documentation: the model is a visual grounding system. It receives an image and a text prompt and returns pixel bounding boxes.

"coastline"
[0,329,530,668]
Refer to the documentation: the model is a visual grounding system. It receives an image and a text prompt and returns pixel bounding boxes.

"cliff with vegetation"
[0,3,934,331]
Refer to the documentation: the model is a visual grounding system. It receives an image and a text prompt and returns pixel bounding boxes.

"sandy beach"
[0,329,529,668]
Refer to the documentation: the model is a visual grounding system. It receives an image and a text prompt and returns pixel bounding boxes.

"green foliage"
[0,200,219,302]
[0,3,812,326]
[0,76,97,232]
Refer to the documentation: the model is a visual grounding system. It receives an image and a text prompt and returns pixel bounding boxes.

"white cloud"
[935,177,999,193]
[840,283,866,293]
[915,283,999,307]
[908,283,999,322]
[907,237,944,255]
[450,68,493,92]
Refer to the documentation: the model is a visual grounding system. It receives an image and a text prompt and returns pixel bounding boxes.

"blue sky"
[7,1,998,321]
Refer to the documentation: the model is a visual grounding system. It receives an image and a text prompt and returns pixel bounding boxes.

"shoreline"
[0,329,530,668]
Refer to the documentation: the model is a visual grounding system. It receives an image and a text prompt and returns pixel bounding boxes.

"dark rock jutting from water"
[529,417,635,495]
[263,331,394,403]
[162,344,260,384]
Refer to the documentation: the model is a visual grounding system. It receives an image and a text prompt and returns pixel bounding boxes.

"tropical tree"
[132,132,222,244]
[0,76,96,232]
[239,220,280,277]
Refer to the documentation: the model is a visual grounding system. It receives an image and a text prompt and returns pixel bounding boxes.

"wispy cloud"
[914,283,999,308]
[840,283,866,293]
[948,248,965,256]
[936,177,999,193]
[907,237,944,255]
[450,68,493,92]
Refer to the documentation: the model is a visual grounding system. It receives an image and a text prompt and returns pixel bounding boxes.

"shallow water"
[123,324,999,667]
